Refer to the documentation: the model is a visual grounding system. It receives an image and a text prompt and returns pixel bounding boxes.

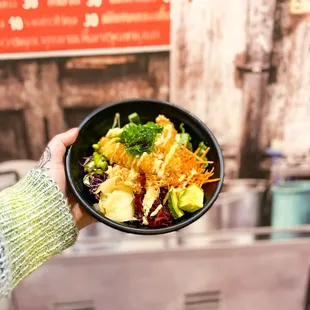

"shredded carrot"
[200,147,210,159]
[194,147,200,155]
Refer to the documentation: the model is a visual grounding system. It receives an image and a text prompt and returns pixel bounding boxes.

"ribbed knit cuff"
[0,169,78,295]
[0,231,11,299]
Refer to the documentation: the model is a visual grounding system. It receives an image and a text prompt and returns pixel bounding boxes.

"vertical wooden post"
[40,61,65,139]
[238,0,277,178]
[170,0,248,177]
[19,61,46,160]
[264,1,310,155]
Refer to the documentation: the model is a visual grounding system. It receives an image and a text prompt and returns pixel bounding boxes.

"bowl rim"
[65,98,225,235]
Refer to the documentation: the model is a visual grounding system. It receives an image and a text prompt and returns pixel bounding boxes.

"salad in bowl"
[81,112,220,228]
[66,99,224,235]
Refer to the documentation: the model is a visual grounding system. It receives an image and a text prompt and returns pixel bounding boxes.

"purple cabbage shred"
[81,156,93,167]
[85,173,108,196]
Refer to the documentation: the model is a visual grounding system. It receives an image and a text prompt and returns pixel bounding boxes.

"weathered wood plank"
[170,0,248,155]
[18,62,46,160]
[0,61,65,160]
[148,54,169,101]
[238,0,277,178]
[0,62,25,110]
[246,0,277,65]
[61,75,155,107]
[263,0,310,154]
[238,73,271,178]
[65,55,137,69]
[40,61,65,138]
[0,110,31,161]
[62,53,169,107]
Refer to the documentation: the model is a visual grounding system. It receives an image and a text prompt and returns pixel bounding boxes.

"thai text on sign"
[0,0,170,59]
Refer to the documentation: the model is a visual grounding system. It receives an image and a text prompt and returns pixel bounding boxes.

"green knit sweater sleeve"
[0,169,78,298]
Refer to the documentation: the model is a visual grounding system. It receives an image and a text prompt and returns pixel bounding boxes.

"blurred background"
[1,0,310,309]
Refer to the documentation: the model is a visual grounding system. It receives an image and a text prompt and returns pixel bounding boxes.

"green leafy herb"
[197,141,209,171]
[180,123,186,133]
[120,122,163,157]
[178,123,193,151]
[197,141,208,155]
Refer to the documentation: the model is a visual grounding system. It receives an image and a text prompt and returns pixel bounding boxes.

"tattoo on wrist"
[37,146,51,170]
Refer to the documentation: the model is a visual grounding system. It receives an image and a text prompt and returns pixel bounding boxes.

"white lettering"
[8,16,24,31]
[23,0,39,9]
[83,13,99,27]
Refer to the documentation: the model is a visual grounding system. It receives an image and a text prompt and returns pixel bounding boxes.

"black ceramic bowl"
[65,99,224,235]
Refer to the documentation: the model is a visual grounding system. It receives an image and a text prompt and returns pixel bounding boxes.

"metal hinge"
[54,300,94,310]
[236,64,272,73]
[184,290,221,310]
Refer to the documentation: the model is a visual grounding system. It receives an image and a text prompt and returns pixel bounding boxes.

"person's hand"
[37,128,96,230]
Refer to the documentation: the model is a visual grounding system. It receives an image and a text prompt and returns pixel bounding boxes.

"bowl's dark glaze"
[65,98,224,235]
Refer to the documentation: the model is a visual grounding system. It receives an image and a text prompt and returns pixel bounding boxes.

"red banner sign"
[0,0,170,59]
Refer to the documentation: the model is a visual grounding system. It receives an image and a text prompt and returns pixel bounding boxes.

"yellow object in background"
[290,0,310,14]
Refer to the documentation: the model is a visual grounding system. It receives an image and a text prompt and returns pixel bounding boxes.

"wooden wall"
[1,0,310,180]
[264,0,310,148]
[170,0,247,153]
[0,53,169,161]
[171,0,310,178]
[170,0,275,178]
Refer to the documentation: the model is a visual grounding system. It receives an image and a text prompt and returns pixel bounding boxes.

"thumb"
[57,128,79,148]
[48,128,79,164]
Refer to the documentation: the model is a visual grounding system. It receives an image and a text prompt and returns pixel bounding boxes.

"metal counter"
[12,227,310,310]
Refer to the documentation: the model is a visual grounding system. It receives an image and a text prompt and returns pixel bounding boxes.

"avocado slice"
[168,188,184,219]
[175,188,185,199]
[178,184,204,212]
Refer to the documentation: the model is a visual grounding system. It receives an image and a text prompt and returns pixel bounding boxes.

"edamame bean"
[93,152,101,166]
[95,169,104,175]
[101,154,108,161]
[100,161,108,171]
[84,161,95,173]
